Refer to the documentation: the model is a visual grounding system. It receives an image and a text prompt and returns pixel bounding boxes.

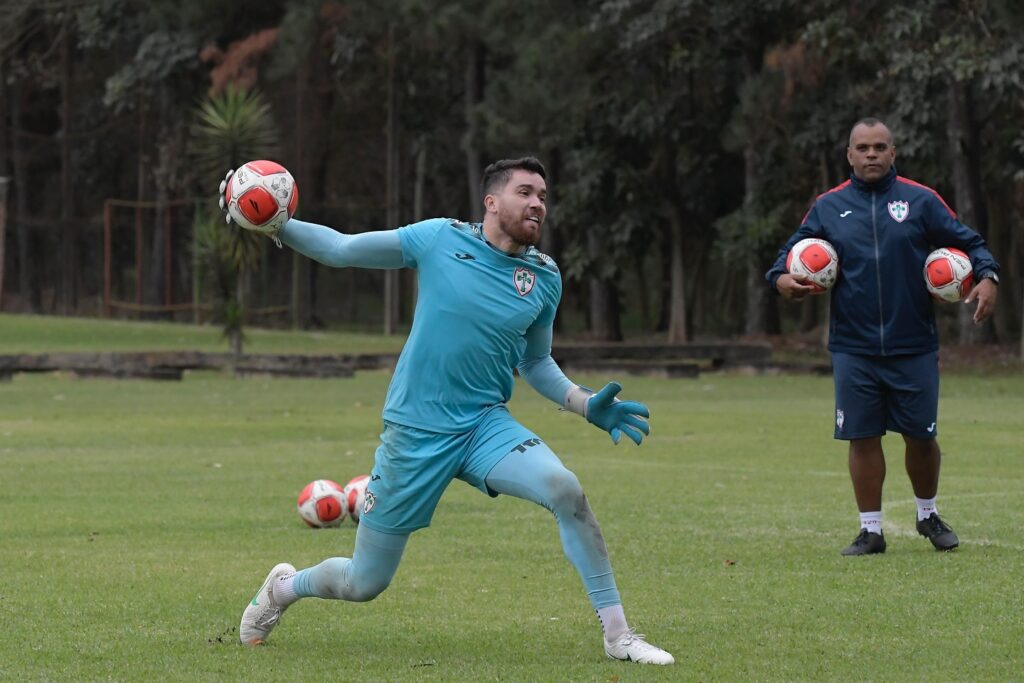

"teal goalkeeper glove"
[585,382,651,445]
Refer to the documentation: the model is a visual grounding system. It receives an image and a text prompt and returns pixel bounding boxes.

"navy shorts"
[831,351,939,440]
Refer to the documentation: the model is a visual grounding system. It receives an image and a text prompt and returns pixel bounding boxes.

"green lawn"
[2,353,1022,681]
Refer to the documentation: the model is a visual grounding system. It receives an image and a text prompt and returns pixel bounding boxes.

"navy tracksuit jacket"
[766,168,1000,356]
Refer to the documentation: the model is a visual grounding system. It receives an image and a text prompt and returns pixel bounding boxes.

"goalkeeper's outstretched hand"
[217,169,235,225]
[586,381,651,445]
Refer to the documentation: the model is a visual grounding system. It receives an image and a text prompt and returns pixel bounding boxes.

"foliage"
[190,85,279,353]
[0,0,1021,343]
[103,30,199,112]
[191,84,279,185]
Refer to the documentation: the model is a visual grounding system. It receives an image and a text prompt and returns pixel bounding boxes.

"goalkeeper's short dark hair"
[481,157,547,198]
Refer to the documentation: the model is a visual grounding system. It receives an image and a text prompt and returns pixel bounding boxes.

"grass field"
[1,315,1022,681]
[0,313,407,355]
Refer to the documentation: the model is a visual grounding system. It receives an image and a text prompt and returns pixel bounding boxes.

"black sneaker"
[841,529,886,556]
[916,513,959,551]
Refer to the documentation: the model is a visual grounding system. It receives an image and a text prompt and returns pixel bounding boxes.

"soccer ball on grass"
[343,475,371,524]
[786,238,839,292]
[223,160,298,234]
[924,247,973,303]
[297,479,347,528]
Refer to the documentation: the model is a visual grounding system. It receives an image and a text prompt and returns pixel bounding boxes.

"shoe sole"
[920,535,959,551]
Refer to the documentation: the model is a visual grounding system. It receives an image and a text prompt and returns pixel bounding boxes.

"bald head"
[848,117,893,147]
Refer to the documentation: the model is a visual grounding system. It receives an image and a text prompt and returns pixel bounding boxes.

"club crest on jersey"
[363,491,376,516]
[836,409,845,430]
[887,200,909,223]
[514,267,536,296]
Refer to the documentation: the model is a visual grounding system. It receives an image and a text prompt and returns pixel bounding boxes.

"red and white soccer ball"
[225,160,299,233]
[924,247,973,303]
[786,238,839,292]
[343,475,371,524]
[297,479,347,528]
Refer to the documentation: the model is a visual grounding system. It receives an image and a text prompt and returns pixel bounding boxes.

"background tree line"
[0,0,1021,348]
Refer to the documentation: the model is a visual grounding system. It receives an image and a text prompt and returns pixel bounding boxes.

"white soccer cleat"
[239,562,296,646]
[604,628,675,665]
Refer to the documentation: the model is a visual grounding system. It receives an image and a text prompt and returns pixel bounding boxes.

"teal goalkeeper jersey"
[386,218,562,432]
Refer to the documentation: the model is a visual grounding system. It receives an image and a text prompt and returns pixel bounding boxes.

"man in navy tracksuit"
[765,117,1000,555]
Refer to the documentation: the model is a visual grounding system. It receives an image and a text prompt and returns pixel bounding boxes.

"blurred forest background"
[0,0,1021,348]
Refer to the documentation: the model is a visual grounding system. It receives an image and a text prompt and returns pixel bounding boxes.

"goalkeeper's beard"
[498,210,543,248]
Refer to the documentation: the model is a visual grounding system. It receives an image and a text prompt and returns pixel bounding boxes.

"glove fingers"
[609,427,622,445]
[619,424,644,445]
[621,413,650,435]
[219,169,235,225]
[616,400,650,419]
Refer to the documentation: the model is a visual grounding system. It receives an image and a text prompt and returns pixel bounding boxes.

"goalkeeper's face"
[490,170,547,249]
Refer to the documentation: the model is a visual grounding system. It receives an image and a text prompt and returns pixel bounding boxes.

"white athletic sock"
[273,573,299,607]
[859,511,883,535]
[597,605,628,643]
[915,497,938,521]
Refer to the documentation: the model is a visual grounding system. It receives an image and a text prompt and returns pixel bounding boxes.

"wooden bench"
[550,342,772,377]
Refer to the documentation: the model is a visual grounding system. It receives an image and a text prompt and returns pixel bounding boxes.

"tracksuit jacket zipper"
[871,193,886,355]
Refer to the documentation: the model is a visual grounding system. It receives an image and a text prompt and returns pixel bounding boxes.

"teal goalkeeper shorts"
[359,405,541,534]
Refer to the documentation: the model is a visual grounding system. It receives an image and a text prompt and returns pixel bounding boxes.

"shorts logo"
[511,437,543,454]
[836,409,845,429]
[887,200,909,223]
[514,267,536,296]
[363,491,376,516]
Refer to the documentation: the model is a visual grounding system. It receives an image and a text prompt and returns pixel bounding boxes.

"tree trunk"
[947,81,993,344]
[59,12,78,314]
[10,81,38,311]
[0,177,7,309]
[230,269,245,357]
[743,144,766,335]
[588,279,623,342]
[409,136,427,304]
[383,23,401,335]
[0,62,7,309]
[147,147,170,316]
[665,203,687,343]
[800,151,834,334]
[586,231,622,341]
[685,239,712,339]
[463,41,485,221]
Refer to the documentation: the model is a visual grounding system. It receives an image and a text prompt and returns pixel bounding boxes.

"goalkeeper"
[227,157,674,665]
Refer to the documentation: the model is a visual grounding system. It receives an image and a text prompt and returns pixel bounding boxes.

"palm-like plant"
[191,85,279,356]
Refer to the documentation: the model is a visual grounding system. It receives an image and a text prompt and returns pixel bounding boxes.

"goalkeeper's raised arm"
[218,167,405,270]
[278,220,405,270]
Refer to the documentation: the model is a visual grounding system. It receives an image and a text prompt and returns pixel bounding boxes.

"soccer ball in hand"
[786,238,839,292]
[224,160,298,234]
[924,247,973,303]
[343,475,371,524]
[297,479,347,528]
